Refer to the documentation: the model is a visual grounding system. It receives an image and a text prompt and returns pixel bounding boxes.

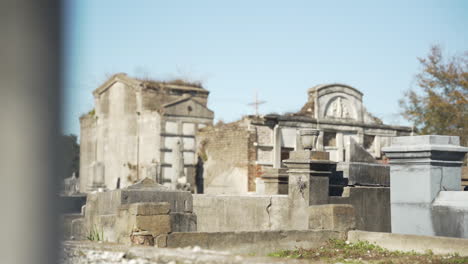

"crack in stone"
[432,167,445,204]
[266,197,272,229]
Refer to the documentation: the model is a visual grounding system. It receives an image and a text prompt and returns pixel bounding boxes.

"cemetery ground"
[268,239,468,264]
[61,238,468,264]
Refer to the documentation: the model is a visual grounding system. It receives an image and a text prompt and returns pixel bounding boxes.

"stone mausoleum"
[198,84,412,194]
[79,73,214,192]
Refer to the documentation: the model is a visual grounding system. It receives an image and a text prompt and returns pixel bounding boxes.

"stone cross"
[248,92,266,116]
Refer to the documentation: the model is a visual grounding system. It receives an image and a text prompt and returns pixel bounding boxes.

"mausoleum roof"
[92,73,207,97]
[308,83,363,96]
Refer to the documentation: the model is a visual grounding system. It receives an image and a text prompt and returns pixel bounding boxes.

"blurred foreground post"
[0,1,61,264]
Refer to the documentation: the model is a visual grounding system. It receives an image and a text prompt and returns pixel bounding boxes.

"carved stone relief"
[325,97,354,119]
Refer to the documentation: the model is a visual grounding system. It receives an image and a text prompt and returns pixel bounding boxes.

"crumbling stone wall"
[67,179,197,245]
[197,123,256,194]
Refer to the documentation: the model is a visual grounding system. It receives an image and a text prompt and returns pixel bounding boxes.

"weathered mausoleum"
[79,73,214,192]
[79,78,412,195]
[197,84,412,194]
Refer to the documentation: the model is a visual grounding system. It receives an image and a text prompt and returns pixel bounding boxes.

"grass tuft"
[86,225,104,242]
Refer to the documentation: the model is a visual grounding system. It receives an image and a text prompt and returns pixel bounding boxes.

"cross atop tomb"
[248,92,266,116]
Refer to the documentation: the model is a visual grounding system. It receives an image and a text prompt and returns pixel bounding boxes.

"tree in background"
[399,45,468,146]
[59,134,80,179]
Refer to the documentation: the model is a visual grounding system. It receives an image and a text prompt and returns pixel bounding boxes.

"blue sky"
[62,0,468,135]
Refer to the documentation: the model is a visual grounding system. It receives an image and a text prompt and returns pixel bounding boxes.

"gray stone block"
[261,168,288,195]
[382,135,468,238]
[308,204,356,231]
[337,162,390,186]
[85,178,193,217]
[432,191,468,238]
[329,186,391,232]
[170,212,197,232]
[135,215,171,235]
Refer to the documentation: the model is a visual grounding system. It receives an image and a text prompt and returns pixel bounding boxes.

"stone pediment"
[309,84,364,122]
[162,96,214,119]
[92,73,141,97]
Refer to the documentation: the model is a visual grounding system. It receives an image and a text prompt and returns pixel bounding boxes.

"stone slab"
[348,230,468,256]
[308,204,356,231]
[165,230,345,255]
[337,162,389,186]
[135,215,171,235]
[193,194,291,232]
[128,202,171,216]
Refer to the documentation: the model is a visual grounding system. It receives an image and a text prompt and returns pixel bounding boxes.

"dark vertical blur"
[0,1,61,264]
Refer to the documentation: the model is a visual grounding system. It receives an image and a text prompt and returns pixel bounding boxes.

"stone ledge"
[128,202,171,216]
[390,135,460,146]
[337,162,389,186]
[164,230,345,255]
